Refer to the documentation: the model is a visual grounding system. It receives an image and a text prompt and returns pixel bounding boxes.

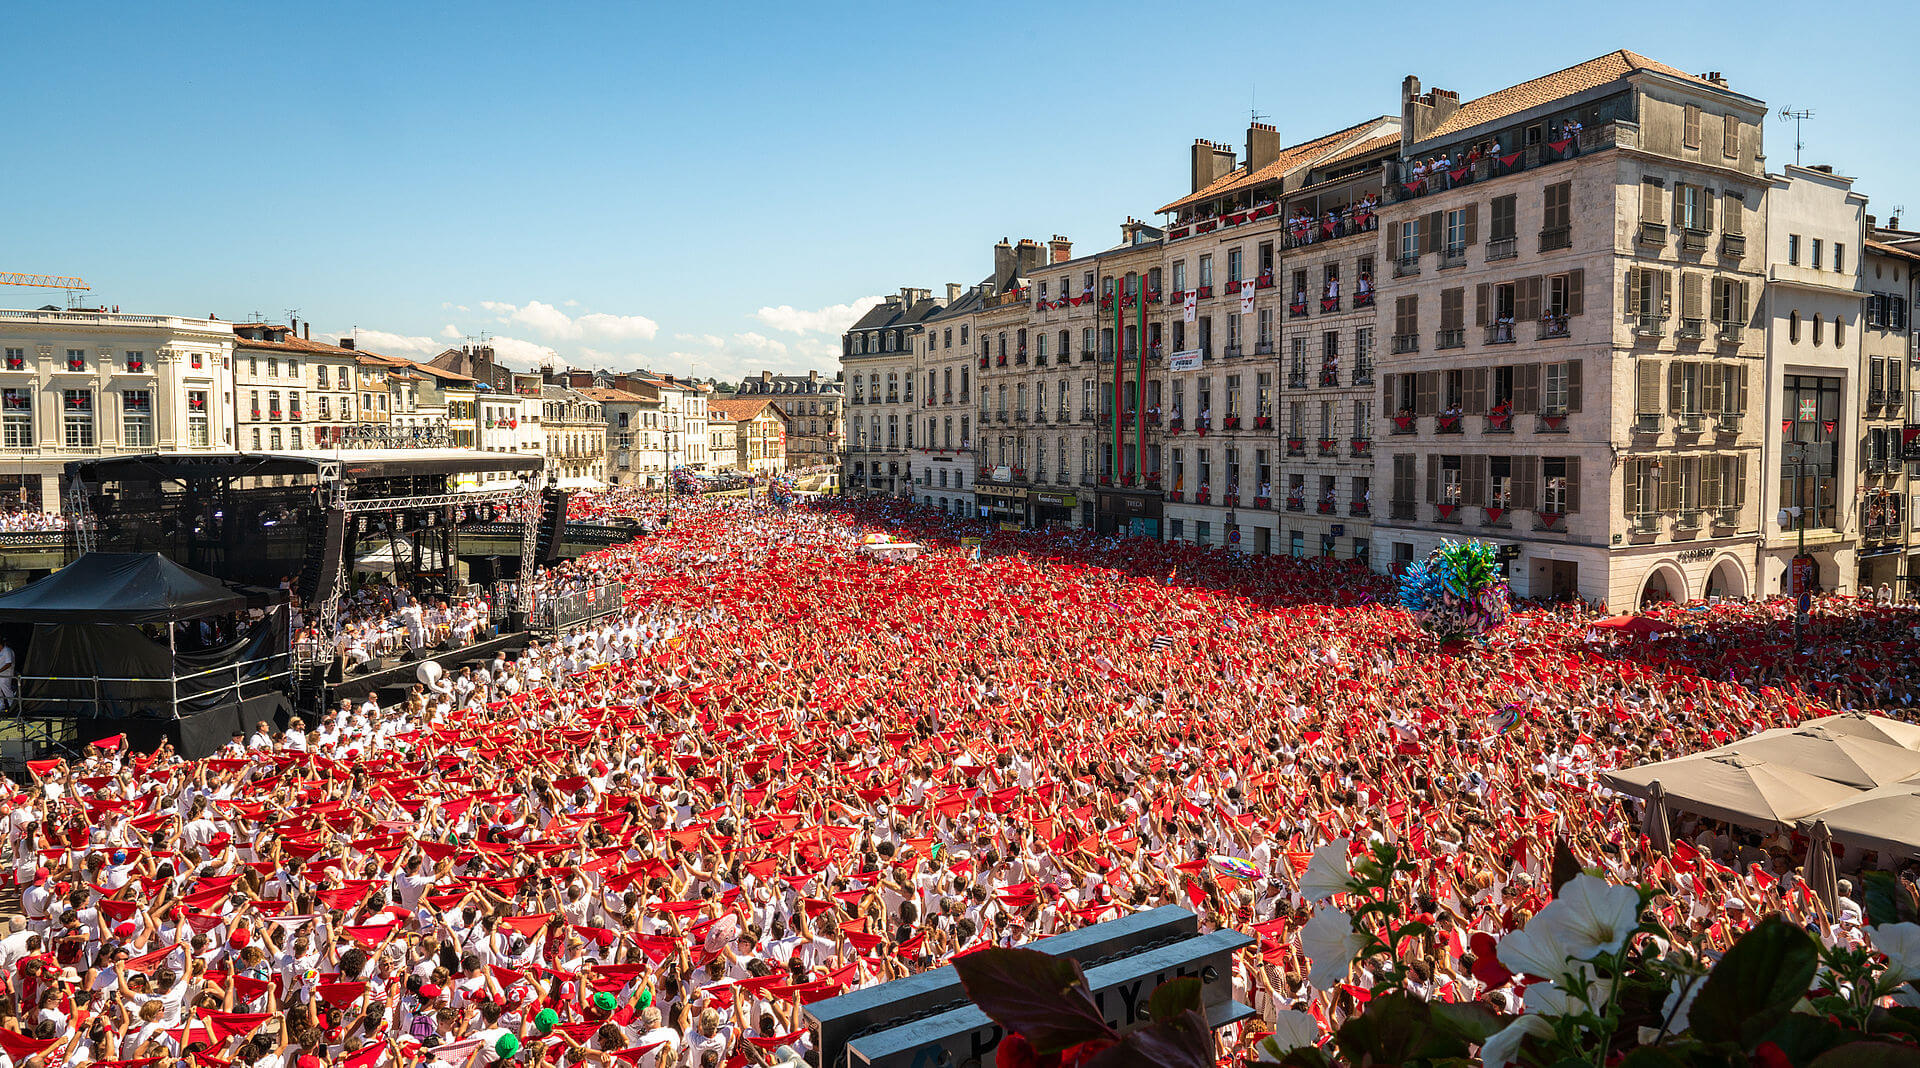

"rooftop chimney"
[1013,238,1046,279]
[946,282,963,303]
[303,322,310,340]
[1247,122,1281,172]
[1048,235,1073,263]
[340,337,356,350]
[1190,139,1238,193]
[992,239,1016,290]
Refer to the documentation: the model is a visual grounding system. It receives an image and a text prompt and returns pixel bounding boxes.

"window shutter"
[1667,361,1684,413]
[1733,365,1749,414]
[1565,360,1583,411]
[1674,183,1688,228]
[1516,363,1542,412]
[1464,368,1488,414]
[1522,277,1544,321]
[1723,191,1744,235]
[1731,455,1746,505]
[1564,457,1581,513]
[1702,363,1723,414]
[1641,177,1665,223]
[1626,463,1641,518]
[1636,361,1660,414]
[1425,454,1439,503]
[1681,272,1704,320]
[1723,113,1740,158]
[1476,283,1491,326]
[1658,270,1673,318]
[1736,282,1750,323]
[1464,203,1479,245]
[1625,267,1642,316]
[1416,372,1438,416]
[1684,105,1701,148]
[1512,456,1538,511]
[1658,462,1678,511]
[1464,454,1488,505]
[1567,269,1585,315]
[1700,456,1721,509]
[1701,189,1715,231]
[1441,288,1464,331]
[1382,372,1395,411]
[1423,211,1442,253]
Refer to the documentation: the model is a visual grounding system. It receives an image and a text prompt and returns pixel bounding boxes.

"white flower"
[1533,874,1641,960]
[1299,903,1365,990]
[1497,921,1577,981]
[1480,1013,1552,1068]
[1658,973,1706,1035]
[1255,1010,1321,1060]
[1874,922,1920,985]
[1526,975,1610,1019]
[1297,838,1353,903]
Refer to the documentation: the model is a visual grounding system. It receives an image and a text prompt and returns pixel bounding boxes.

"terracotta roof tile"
[1159,116,1395,215]
[1421,49,1719,142]
[707,397,780,422]
[1315,133,1400,171]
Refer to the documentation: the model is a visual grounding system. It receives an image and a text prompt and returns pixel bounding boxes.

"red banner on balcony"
[1485,507,1504,524]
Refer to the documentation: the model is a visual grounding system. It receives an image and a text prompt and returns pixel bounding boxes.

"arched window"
[1789,311,1800,344]
[1813,314,1824,346]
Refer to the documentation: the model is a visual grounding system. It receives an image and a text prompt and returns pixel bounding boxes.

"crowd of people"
[0,513,67,534]
[2,494,1917,1068]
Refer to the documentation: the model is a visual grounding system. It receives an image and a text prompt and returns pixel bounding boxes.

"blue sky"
[8,1,1912,380]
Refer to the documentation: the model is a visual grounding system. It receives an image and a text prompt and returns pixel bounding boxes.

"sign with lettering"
[1168,350,1204,373]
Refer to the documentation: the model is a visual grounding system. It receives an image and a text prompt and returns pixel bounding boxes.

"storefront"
[1096,491,1162,538]
[1030,491,1078,529]
[978,485,1026,522]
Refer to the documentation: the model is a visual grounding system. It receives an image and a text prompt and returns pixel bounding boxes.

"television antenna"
[1778,107,1814,166]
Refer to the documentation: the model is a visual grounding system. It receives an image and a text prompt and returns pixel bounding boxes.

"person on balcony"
[1197,406,1211,429]
[1495,315,1516,343]
[1258,480,1271,500]
[1324,276,1340,302]
[1293,287,1308,309]
[1355,272,1373,302]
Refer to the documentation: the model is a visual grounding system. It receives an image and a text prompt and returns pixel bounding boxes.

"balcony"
[1680,228,1709,254]
[1289,301,1309,319]
[1439,245,1468,269]
[1486,322,1518,345]
[1289,372,1308,390]
[1286,437,1305,457]
[1350,499,1370,517]
[1638,222,1668,246]
[1634,412,1662,434]
[995,410,1008,423]
[1098,348,1115,363]
[1540,226,1573,252]
[977,358,988,370]
[1538,315,1572,340]
[1435,328,1465,350]
[1385,123,1621,205]
[1535,512,1567,533]
[1390,414,1416,435]
[1629,513,1662,536]
[1080,349,1096,363]
[1722,234,1747,258]
[1354,362,1374,385]
[1254,340,1274,356]
[1389,500,1416,520]
[1286,496,1304,512]
[1869,388,1889,409]
[1281,207,1379,249]
[1677,318,1706,340]
[1393,255,1421,279]
[1487,236,1518,261]
[1676,412,1705,434]
[1014,411,1028,423]
[1223,343,1243,360]
[1716,323,1745,346]
[1538,407,1571,433]
[1674,509,1702,532]
[1350,437,1371,457]
[1353,291,1375,309]
[1486,408,1515,433]
[1716,412,1741,434]
[1390,333,1419,355]
[1712,506,1739,529]
[1319,368,1340,388]
[1320,296,1341,314]
[1634,315,1665,338]
[1436,413,1464,435]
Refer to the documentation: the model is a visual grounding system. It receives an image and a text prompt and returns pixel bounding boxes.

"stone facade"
[842,287,945,497]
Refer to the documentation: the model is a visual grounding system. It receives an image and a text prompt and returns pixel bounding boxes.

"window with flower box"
[122,390,153,447]
[2,390,31,448]
[63,389,94,447]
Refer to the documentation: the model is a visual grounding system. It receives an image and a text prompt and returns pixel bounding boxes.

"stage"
[328,630,532,707]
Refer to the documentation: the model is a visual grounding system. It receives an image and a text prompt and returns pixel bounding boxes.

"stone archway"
[1704,556,1748,600]
[1640,561,1688,607]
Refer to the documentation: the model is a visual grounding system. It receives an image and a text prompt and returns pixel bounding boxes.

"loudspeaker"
[535,489,571,565]
[299,509,348,604]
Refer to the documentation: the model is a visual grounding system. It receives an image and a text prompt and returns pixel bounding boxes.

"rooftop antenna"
[1778,107,1814,166]
[283,308,300,327]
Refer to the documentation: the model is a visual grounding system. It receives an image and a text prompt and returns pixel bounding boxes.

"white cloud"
[674,333,727,349]
[440,324,463,338]
[564,299,580,307]
[731,331,789,356]
[480,300,660,343]
[484,335,563,369]
[317,327,443,358]
[751,295,883,335]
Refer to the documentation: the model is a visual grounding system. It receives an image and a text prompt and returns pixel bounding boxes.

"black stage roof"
[68,449,544,483]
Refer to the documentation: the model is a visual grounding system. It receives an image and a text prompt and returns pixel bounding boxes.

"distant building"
[736,369,843,475]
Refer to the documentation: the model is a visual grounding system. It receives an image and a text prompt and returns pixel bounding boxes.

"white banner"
[1183,292,1197,324]
[1239,279,1255,316]
[1168,350,1204,372]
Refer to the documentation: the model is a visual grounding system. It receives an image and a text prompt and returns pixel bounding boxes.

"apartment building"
[539,385,607,487]
[1069,225,1164,536]
[1759,166,1868,595]
[0,306,235,510]
[915,283,982,516]
[1370,51,1770,608]
[708,396,789,476]
[575,386,652,485]
[231,321,358,449]
[734,369,843,477]
[1863,226,1920,592]
[1158,120,1399,556]
[969,240,1056,523]
[843,287,944,497]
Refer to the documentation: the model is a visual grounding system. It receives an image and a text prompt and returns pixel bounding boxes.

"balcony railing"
[1630,513,1662,535]
[1223,343,1242,359]
[1435,328,1465,350]
[1716,323,1745,345]
[1320,296,1341,313]
[1289,372,1308,390]
[1638,222,1667,246]
[1680,228,1709,254]
[1722,234,1747,258]
[1386,123,1621,204]
[1393,255,1421,279]
[1390,334,1419,354]
[1486,322,1518,345]
[1540,226,1573,252]
[1634,412,1662,434]
[1280,207,1379,249]
[1289,301,1309,318]
[1538,314,1571,340]
[1487,236,1518,261]
[1350,500,1370,516]
[1677,318,1706,340]
[1634,315,1665,338]
[1439,245,1468,269]
[1353,291,1375,309]
[1350,437,1371,457]
[1254,340,1274,355]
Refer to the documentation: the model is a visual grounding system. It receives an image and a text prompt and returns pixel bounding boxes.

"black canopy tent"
[0,552,290,760]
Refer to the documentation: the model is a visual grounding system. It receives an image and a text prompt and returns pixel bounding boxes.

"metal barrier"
[531,582,627,635]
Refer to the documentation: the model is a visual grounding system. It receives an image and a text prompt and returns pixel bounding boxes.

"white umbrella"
[1795,711,1920,752]
[1693,725,1920,789]
[1603,752,1864,829]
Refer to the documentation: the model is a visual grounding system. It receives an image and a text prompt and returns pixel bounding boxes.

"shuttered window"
[1543,182,1572,231]
[1722,113,1740,158]
[1491,195,1517,241]
[1683,104,1702,149]
[1640,177,1666,224]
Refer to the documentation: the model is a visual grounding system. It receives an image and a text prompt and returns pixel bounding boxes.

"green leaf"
[1083,1010,1212,1068]
[1270,1047,1336,1068]
[1612,1050,1688,1068]
[1551,836,1582,897]
[1688,916,1820,1046]
[1863,870,1904,928]
[1807,1041,1920,1067]
[950,947,1117,1054]
[1872,1006,1920,1041]
[1332,992,1474,1066]
[1428,1000,1506,1046]
[1756,1012,1848,1065]
[1145,977,1202,1024]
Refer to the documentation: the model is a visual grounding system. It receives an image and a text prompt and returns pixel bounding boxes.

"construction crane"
[0,273,88,291]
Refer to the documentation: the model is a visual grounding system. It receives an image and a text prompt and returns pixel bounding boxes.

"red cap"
[419,983,440,999]
[229,928,250,948]
[33,867,47,881]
